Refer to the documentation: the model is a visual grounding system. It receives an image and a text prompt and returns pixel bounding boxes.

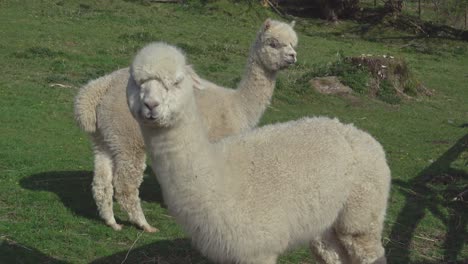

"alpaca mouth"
[141,111,173,127]
[141,115,163,127]
[140,110,159,123]
[141,116,156,125]
[285,58,296,65]
[280,59,295,69]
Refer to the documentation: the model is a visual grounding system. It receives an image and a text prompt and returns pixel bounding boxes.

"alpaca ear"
[186,65,205,90]
[263,18,272,31]
[290,20,296,28]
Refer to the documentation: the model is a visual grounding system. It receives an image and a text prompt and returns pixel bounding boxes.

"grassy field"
[0,0,467,263]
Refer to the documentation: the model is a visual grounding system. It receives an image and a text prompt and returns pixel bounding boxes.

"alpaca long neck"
[142,98,223,202]
[236,54,276,126]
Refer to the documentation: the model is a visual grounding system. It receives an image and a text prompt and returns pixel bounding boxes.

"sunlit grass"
[0,0,466,263]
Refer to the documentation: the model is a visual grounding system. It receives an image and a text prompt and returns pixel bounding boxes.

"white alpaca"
[74,19,297,232]
[128,43,390,264]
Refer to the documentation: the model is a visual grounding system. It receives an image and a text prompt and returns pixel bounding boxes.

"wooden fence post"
[465,6,467,29]
[418,0,421,19]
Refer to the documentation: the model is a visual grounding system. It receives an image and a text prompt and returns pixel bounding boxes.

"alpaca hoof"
[373,255,387,264]
[109,223,123,231]
[143,225,159,233]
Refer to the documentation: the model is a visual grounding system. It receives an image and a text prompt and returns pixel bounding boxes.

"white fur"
[129,43,390,264]
[74,19,297,232]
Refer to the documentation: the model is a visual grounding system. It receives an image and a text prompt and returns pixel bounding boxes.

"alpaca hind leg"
[91,139,121,231]
[310,228,350,264]
[113,152,158,232]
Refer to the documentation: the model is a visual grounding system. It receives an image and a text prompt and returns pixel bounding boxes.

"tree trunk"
[465,7,467,29]
[275,0,360,21]
[418,0,421,18]
[320,0,360,21]
[384,0,403,13]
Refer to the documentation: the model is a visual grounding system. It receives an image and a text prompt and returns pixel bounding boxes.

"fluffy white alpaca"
[128,43,390,264]
[74,19,297,232]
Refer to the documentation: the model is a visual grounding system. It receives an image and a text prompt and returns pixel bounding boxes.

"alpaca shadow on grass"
[140,166,165,205]
[387,133,468,263]
[20,169,164,224]
[0,239,68,264]
[90,238,210,264]
[20,170,99,221]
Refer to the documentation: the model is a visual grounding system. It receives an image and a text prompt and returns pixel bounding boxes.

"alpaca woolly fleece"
[73,19,297,232]
[129,42,390,264]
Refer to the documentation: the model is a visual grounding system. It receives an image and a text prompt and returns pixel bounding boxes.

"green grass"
[0,0,467,263]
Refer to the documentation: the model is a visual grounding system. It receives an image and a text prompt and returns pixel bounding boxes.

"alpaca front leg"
[91,141,122,231]
[242,255,277,264]
[336,231,386,264]
[113,153,158,233]
[335,204,386,264]
[310,228,350,264]
[335,180,388,264]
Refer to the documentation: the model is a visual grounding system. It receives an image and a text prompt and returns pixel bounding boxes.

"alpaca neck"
[236,54,277,126]
[141,98,223,202]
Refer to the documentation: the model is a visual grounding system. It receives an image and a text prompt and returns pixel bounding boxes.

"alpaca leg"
[113,152,158,233]
[91,139,122,231]
[310,228,350,264]
[242,255,277,264]
[336,231,386,264]
[335,185,387,264]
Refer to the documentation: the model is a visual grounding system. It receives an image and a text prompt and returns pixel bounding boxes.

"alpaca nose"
[288,53,297,63]
[144,99,159,111]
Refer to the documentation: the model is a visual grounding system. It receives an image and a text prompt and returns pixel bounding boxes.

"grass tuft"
[13,47,65,59]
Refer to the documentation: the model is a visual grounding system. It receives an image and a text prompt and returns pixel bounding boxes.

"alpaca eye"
[174,75,185,86]
[268,39,280,49]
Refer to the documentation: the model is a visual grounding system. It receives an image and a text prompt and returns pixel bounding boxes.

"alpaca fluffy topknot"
[131,42,186,87]
[263,19,298,47]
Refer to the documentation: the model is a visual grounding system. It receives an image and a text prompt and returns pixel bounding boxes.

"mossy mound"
[301,53,432,104]
[346,55,432,102]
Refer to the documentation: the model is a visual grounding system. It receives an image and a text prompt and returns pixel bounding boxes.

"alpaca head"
[254,18,298,72]
[127,42,194,127]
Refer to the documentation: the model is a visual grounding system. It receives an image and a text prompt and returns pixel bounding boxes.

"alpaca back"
[195,87,248,141]
[74,68,129,133]
[97,75,146,153]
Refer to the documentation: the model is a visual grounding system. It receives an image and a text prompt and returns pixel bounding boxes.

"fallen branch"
[149,0,181,3]
[121,231,144,264]
[263,0,285,18]
[49,83,75,89]
[407,19,428,35]
[414,234,437,242]
[452,189,468,202]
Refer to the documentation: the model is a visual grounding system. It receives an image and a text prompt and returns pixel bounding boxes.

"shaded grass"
[0,0,467,263]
